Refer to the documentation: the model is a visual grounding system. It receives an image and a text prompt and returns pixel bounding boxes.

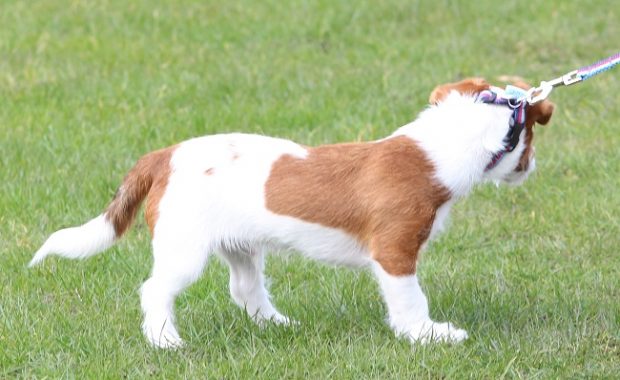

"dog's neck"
[392,92,526,197]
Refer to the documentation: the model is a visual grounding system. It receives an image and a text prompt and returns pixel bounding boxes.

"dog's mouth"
[500,146,536,186]
[503,159,536,186]
[515,144,535,173]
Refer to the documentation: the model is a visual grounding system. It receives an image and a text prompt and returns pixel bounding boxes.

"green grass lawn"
[2,0,619,378]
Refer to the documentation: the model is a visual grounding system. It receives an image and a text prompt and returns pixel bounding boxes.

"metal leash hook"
[525,81,553,104]
[520,52,619,104]
[525,70,582,104]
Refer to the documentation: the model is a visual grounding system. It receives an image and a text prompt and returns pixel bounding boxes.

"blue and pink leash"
[525,51,620,104]
[477,51,619,171]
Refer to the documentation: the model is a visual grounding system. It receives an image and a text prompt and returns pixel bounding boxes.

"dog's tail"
[29,147,172,267]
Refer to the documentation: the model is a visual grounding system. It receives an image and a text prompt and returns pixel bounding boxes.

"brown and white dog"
[30,78,554,348]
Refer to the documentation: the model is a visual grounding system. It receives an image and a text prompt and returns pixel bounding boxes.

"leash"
[525,52,620,104]
[477,52,618,171]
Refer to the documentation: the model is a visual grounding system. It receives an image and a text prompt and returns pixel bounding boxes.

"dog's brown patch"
[204,167,215,175]
[105,146,176,237]
[265,136,450,275]
[429,78,490,104]
[144,148,176,235]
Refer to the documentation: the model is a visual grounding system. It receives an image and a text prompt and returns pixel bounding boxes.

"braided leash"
[526,52,620,104]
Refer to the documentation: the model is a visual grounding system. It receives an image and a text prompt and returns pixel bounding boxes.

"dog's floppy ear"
[511,80,555,126]
[531,100,554,125]
[429,77,490,105]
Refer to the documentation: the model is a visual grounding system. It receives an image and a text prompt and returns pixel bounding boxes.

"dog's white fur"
[31,91,535,348]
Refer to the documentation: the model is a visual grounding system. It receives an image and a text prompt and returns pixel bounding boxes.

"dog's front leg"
[372,262,468,344]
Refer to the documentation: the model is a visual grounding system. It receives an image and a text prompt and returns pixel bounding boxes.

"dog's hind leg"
[219,247,293,325]
[140,236,211,349]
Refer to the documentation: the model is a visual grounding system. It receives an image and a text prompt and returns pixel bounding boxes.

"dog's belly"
[259,214,371,267]
[153,133,371,268]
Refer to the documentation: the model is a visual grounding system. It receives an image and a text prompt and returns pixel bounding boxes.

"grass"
[1,0,619,378]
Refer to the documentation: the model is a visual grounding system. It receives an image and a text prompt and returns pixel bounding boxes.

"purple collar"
[476,90,527,172]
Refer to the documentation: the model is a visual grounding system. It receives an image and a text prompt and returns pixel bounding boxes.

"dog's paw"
[272,313,299,326]
[406,321,468,344]
[142,319,184,349]
[257,312,299,327]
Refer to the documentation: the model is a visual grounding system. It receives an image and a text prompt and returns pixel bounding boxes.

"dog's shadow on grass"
[430,267,576,343]
[144,253,575,352]
[174,258,398,352]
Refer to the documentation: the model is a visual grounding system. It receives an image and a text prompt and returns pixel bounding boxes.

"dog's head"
[429,77,555,186]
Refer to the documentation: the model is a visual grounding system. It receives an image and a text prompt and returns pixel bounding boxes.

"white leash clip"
[525,81,553,104]
[526,70,582,104]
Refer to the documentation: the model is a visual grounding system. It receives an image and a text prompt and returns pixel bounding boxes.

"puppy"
[30,78,554,348]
